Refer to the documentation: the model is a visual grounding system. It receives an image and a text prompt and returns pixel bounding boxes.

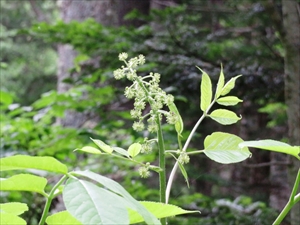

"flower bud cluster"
[114,53,179,133]
[178,152,190,164]
[138,162,151,178]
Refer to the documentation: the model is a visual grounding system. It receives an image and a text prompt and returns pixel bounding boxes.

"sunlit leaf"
[0,213,26,225]
[0,202,28,216]
[220,75,242,96]
[46,210,82,225]
[74,146,102,154]
[215,64,225,99]
[209,109,241,125]
[239,140,300,160]
[113,147,130,158]
[203,132,251,164]
[90,138,113,154]
[0,155,68,174]
[128,143,142,158]
[198,67,212,112]
[0,91,13,105]
[216,96,243,106]
[0,174,47,196]
[128,201,199,224]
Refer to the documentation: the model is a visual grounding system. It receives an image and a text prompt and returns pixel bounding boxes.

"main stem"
[39,175,67,225]
[156,114,167,225]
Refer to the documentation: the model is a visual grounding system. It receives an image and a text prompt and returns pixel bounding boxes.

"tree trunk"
[282,1,300,224]
[56,0,150,127]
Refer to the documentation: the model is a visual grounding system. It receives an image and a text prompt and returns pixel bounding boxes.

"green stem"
[156,114,167,225]
[273,168,300,225]
[39,175,68,225]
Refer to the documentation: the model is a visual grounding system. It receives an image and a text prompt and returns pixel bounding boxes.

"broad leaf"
[46,210,82,225]
[215,64,225,99]
[0,174,47,196]
[63,178,130,225]
[198,67,212,112]
[90,138,113,154]
[74,146,102,154]
[203,132,251,164]
[209,109,241,125]
[0,202,28,215]
[128,143,142,158]
[129,201,199,224]
[0,213,26,225]
[168,102,184,135]
[0,155,68,174]
[239,140,300,160]
[71,170,160,225]
[216,96,243,106]
[220,75,242,96]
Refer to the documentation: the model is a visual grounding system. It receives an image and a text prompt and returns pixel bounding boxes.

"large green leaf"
[46,210,82,225]
[0,202,28,216]
[198,67,212,112]
[209,109,241,125]
[239,140,300,160]
[63,178,130,225]
[71,170,160,225]
[0,213,26,225]
[129,201,199,224]
[203,132,251,164]
[0,174,48,196]
[0,155,68,174]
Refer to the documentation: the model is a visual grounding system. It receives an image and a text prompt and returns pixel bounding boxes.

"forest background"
[1,0,299,224]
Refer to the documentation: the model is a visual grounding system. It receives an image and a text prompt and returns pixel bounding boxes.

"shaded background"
[1,0,299,224]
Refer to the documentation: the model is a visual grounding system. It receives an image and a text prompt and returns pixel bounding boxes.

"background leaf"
[0,174,47,196]
[74,146,102,154]
[239,140,300,160]
[0,155,68,174]
[203,132,251,164]
[90,138,113,154]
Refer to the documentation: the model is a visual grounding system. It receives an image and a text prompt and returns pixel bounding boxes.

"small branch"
[242,161,291,168]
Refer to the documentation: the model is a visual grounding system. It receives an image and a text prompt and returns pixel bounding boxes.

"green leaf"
[0,174,47,196]
[239,140,300,160]
[0,202,28,215]
[203,132,251,164]
[216,96,243,106]
[168,102,184,135]
[198,67,212,112]
[128,201,199,224]
[128,143,142,158]
[90,138,113,154]
[215,64,225,99]
[71,170,160,225]
[178,162,189,188]
[74,146,102,154]
[220,75,242,96]
[63,178,130,225]
[0,213,26,225]
[209,109,241,125]
[0,91,13,105]
[0,155,68,174]
[112,147,130,158]
[33,91,57,109]
[46,210,82,225]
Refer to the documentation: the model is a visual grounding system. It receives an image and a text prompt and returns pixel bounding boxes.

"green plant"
[1,54,299,224]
